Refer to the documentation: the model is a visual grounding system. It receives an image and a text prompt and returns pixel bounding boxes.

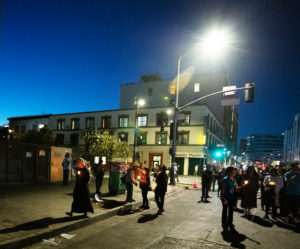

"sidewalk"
[0,175,185,249]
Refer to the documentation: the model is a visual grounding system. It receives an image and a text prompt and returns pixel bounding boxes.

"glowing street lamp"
[171,28,232,176]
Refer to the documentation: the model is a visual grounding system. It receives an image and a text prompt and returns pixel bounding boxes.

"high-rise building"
[283,112,300,163]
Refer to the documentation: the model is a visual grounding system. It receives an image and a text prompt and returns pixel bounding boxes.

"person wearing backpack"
[125,162,139,203]
[139,167,151,209]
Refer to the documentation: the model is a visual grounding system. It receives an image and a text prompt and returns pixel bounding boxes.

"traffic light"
[170,122,178,140]
[214,150,224,159]
[244,82,255,103]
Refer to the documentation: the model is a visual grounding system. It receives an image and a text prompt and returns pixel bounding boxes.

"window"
[178,112,190,125]
[118,132,128,142]
[156,112,168,126]
[156,132,167,145]
[194,83,200,92]
[119,116,129,128]
[55,134,65,145]
[137,115,147,127]
[178,131,189,145]
[21,125,26,133]
[101,116,111,129]
[137,131,147,145]
[57,119,65,130]
[70,133,79,146]
[71,119,80,130]
[86,117,95,129]
[148,88,153,96]
[14,126,19,133]
[32,124,37,131]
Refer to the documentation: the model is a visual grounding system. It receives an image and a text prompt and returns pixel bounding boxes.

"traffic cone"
[193,178,197,188]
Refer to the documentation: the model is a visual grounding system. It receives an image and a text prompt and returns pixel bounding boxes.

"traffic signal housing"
[244,82,255,103]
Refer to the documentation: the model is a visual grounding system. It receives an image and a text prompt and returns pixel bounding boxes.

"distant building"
[283,112,300,163]
[120,73,238,153]
[245,134,284,163]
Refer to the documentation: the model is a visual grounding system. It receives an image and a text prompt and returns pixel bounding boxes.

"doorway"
[149,153,163,172]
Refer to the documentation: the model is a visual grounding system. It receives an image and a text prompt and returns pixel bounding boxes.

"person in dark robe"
[66,158,94,217]
[240,165,259,216]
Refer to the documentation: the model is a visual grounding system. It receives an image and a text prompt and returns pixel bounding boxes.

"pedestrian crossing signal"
[169,85,175,95]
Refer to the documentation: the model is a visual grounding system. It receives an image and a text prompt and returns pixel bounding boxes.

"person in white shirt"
[263,167,283,219]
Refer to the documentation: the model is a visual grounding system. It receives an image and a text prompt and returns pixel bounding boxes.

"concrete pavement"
[0,175,191,249]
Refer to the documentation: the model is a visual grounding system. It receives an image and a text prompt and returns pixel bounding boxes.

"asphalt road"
[25,189,299,249]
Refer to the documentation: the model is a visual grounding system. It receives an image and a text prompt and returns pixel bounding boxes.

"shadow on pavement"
[101,199,127,209]
[0,216,86,234]
[137,213,158,223]
[242,215,273,227]
[276,219,300,233]
[222,228,260,248]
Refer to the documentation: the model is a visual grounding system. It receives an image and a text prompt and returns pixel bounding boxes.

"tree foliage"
[21,127,54,145]
[83,130,130,160]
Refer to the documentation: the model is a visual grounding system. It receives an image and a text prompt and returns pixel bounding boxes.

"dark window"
[119,116,129,128]
[137,115,147,127]
[118,132,128,142]
[70,133,79,146]
[148,88,153,96]
[55,134,65,145]
[101,116,111,129]
[137,131,147,145]
[86,117,95,129]
[57,119,65,130]
[156,132,167,145]
[71,119,80,130]
[32,124,37,131]
[14,126,20,133]
[156,112,168,126]
[178,112,191,125]
[21,125,26,133]
[178,132,189,145]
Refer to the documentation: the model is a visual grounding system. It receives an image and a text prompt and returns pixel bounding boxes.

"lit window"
[101,116,111,129]
[138,115,147,127]
[119,116,129,128]
[57,120,65,130]
[194,83,200,92]
[71,119,80,130]
[156,132,167,145]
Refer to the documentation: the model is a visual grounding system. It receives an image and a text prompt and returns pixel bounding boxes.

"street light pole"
[133,97,138,163]
[171,56,181,184]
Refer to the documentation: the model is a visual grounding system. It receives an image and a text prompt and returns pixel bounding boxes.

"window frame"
[137,114,148,127]
[101,116,111,129]
[57,119,65,131]
[156,112,168,127]
[156,132,168,145]
[118,115,129,128]
[71,118,80,130]
[85,117,95,130]
[118,132,128,142]
[137,131,147,145]
[178,131,189,145]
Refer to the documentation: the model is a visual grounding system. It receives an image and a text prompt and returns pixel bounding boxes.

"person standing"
[125,162,139,203]
[263,167,283,219]
[194,164,199,176]
[62,152,71,185]
[155,165,168,214]
[66,158,94,217]
[240,166,259,216]
[92,160,105,202]
[139,167,151,209]
[174,163,179,182]
[201,165,212,202]
[284,162,300,224]
[221,167,238,231]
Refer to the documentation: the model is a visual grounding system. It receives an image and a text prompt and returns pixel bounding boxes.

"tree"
[83,130,130,161]
[21,127,54,145]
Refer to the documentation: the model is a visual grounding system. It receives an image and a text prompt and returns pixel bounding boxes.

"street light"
[133,97,145,162]
[170,28,232,182]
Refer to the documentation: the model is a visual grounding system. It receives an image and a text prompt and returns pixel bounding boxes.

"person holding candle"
[240,166,259,216]
[263,168,283,219]
[66,158,94,217]
[220,166,238,230]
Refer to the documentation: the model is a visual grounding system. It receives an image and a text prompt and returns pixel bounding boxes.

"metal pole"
[171,56,181,184]
[133,97,137,162]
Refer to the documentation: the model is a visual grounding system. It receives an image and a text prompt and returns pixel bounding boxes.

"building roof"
[8,114,52,121]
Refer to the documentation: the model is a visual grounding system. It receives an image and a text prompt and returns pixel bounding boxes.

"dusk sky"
[1,0,299,139]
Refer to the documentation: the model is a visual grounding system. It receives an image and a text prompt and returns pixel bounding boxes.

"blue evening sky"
[0,0,299,138]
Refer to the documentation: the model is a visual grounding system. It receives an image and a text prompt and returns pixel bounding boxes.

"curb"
[0,187,184,249]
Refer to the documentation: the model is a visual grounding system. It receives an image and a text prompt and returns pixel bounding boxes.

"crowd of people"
[62,153,299,229]
[219,162,300,231]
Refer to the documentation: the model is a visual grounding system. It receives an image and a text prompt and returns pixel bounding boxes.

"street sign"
[176,113,185,120]
[222,85,236,96]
